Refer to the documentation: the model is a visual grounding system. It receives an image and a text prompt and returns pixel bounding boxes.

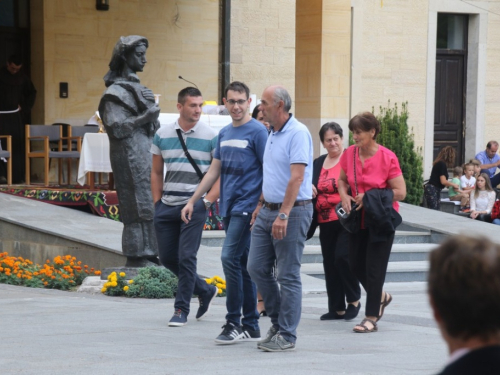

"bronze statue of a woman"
[98,35,160,267]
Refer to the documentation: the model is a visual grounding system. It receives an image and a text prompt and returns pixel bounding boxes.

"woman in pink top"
[338,112,406,333]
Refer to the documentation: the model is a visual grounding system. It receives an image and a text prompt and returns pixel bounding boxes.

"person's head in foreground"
[428,235,500,356]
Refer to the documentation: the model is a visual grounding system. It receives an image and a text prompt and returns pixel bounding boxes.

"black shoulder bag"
[176,128,206,181]
[335,147,361,233]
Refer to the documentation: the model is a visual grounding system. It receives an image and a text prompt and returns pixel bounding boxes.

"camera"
[337,203,357,218]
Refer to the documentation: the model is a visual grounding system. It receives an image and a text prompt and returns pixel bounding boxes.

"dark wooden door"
[434,53,465,163]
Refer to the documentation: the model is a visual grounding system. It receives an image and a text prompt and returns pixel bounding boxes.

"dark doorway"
[0,0,31,75]
[434,13,468,164]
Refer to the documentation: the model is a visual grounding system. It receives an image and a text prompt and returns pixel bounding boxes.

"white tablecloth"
[77,133,112,186]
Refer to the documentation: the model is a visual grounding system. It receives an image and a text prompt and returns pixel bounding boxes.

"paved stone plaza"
[0,280,445,375]
[3,194,500,374]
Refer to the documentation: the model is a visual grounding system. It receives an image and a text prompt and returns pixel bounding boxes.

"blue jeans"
[247,203,313,344]
[493,218,500,225]
[153,199,212,315]
[222,213,259,330]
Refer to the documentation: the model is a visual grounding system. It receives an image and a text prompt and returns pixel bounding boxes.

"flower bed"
[0,252,101,290]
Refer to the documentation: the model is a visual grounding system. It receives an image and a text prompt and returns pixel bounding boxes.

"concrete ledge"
[0,194,126,269]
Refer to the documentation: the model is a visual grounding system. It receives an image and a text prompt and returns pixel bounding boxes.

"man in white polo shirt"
[247,85,313,352]
[150,87,220,327]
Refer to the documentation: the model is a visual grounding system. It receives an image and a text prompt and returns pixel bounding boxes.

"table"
[77,133,113,189]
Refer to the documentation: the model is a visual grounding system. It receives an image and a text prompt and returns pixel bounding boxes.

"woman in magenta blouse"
[310,122,361,321]
[338,112,406,333]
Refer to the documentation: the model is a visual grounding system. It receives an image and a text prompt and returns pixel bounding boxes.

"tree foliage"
[374,101,424,206]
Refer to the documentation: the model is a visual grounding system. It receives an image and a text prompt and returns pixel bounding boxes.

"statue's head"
[104,35,149,87]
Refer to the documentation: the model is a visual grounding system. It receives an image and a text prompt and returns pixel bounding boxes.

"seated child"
[469,158,482,179]
[448,166,470,210]
[460,162,476,194]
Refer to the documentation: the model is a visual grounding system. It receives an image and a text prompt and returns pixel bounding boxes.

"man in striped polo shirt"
[151,87,220,327]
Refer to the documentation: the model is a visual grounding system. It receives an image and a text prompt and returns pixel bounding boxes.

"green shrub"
[126,267,178,299]
[375,101,424,206]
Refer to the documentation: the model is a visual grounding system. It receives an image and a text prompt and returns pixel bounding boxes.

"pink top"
[316,163,342,223]
[340,144,403,212]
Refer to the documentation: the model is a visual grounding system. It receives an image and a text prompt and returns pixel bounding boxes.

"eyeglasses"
[226,99,247,106]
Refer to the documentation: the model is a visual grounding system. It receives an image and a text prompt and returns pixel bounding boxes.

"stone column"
[295,0,351,157]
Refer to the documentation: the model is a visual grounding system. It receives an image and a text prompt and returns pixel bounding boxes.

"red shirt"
[340,145,403,212]
[316,163,342,223]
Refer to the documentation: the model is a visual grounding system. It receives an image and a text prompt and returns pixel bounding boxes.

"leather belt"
[262,199,312,211]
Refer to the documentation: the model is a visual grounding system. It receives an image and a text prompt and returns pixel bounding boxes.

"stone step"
[301,261,429,283]
[201,229,432,247]
[301,243,438,263]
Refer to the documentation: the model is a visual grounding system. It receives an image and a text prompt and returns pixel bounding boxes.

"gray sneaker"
[257,325,278,349]
[258,333,295,352]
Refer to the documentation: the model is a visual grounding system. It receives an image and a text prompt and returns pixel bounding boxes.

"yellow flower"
[205,278,213,284]
[128,280,134,284]
[220,285,226,290]
[123,286,129,291]
[111,281,117,287]
[217,288,223,294]
[101,287,107,293]
[119,272,125,277]
[216,283,224,288]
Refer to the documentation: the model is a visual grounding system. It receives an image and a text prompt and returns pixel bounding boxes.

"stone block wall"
[30,0,220,125]
[229,0,296,104]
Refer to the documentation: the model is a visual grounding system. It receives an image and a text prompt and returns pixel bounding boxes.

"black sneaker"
[258,333,295,352]
[196,285,218,320]
[257,325,278,349]
[214,322,243,345]
[168,309,187,327]
[241,326,261,342]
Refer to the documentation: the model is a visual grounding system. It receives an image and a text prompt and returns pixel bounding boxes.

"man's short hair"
[7,54,22,65]
[224,81,250,99]
[486,141,499,150]
[178,87,202,105]
[428,235,500,341]
[272,86,292,112]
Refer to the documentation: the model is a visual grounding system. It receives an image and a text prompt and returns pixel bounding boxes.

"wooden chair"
[0,135,12,185]
[25,125,81,186]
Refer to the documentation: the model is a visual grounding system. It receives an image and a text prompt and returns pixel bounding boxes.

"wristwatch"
[278,212,289,220]
[203,198,212,209]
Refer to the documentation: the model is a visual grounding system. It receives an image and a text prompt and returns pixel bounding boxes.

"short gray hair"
[273,87,292,112]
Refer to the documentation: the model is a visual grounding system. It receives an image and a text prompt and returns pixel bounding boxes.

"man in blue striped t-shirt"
[151,87,220,327]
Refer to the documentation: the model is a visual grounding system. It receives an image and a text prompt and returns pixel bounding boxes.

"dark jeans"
[424,184,441,210]
[319,220,361,312]
[490,173,500,189]
[221,213,259,330]
[153,199,212,315]
[349,229,394,318]
[247,203,313,344]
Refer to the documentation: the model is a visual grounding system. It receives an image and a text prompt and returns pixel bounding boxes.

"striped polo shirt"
[150,120,218,206]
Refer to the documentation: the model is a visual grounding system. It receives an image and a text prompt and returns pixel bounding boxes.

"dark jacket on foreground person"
[362,189,402,242]
[435,346,500,375]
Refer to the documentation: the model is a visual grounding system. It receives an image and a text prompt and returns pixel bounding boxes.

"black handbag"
[335,147,360,233]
